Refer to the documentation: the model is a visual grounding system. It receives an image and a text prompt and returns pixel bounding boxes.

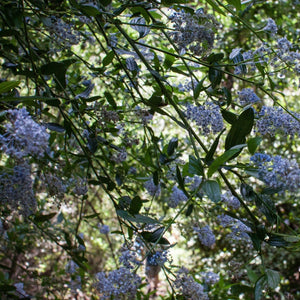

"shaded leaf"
[34,212,57,223]
[255,275,267,300]
[45,122,65,133]
[188,155,204,176]
[202,180,221,203]
[266,269,280,289]
[0,80,20,93]
[225,108,254,151]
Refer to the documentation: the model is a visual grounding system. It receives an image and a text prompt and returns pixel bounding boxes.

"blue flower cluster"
[238,88,260,106]
[186,102,224,135]
[193,225,216,248]
[0,108,49,159]
[168,185,188,208]
[95,267,141,300]
[251,153,300,192]
[255,106,300,138]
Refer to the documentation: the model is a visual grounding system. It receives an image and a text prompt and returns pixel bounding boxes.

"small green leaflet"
[202,180,221,203]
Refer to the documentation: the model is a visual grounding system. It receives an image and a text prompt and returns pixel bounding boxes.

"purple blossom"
[193,225,216,248]
[255,106,300,138]
[238,88,260,106]
[168,185,188,208]
[251,153,300,192]
[174,267,209,300]
[95,267,141,300]
[0,108,49,159]
[144,179,161,197]
[186,102,224,135]
[263,18,278,35]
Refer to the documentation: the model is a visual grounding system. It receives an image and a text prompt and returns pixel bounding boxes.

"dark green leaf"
[227,0,242,11]
[104,91,117,109]
[230,284,253,296]
[206,52,224,63]
[206,0,226,15]
[45,122,65,133]
[188,155,204,176]
[247,137,262,155]
[267,235,290,247]
[34,212,57,223]
[141,227,168,244]
[129,196,143,215]
[208,63,222,89]
[221,109,238,124]
[266,269,280,289]
[167,137,178,156]
[225,108,254,151]
[205,131,222,164]
[185,204,194,217]
[0,80,20,93]
[249,232,262,251]
[176,166,185,191]
[255,275,267,300]
[102,51,115,67]
[202,180,221,203]
[207,144,246,177]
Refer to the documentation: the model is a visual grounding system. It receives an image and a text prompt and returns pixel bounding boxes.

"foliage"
[0,0,300,299]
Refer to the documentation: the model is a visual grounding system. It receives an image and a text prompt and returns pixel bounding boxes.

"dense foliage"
[0,0,300,299]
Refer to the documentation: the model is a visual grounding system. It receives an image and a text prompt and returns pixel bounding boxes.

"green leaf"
[176,166,185,191]
[102,51,115,67]
[104,91,117,109]
[267,235,290,247]
[266,269,280,289]
[141,227,169,244]
[206,52,224,63]
[34,212,57,223]
[185,204,194,217]
[207,144,246,178]
[208,63,222,89]
[247,137,262,155]
[167,137,178,156]
[164,54,176,69]
[45,122,65,133]
[226,0,241,11]
[247,267,259,283]
[255,275,267,300]
[225,108,254,151]
[205,131,223,164]
[221,109,238,124]
[230,284,253,296]
[133,214,159,224]
[41,59,76,90]
[202,180,221,203]
[193,77,206,100]
[129,196,142,215]
[0,80,20,93]
[188,155,204,176]
[116,210,159,224]
[206,0,226,15]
